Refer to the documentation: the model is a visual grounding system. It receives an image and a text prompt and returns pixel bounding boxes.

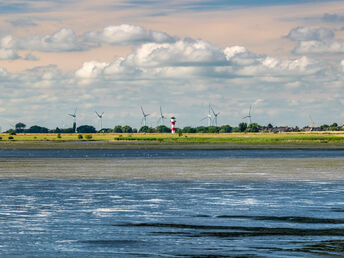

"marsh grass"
[0,132,344,144]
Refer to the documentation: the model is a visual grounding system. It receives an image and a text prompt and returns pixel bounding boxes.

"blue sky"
[0,0,344,130]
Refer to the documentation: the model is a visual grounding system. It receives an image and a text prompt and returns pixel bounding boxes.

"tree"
[182,127,196,133]
[238,122,247,132]
[114,125,123,133]
[196,126,208,133]
[247,123,260,132]
[122,125,133,133]
[77,125,96,133]
[27,125,49,133]
[156,125,171,133]
[208,126,220,133]
[15,122,26,133]
[219,125,232,133]
[139,126,149,133]
[330,123,339,131]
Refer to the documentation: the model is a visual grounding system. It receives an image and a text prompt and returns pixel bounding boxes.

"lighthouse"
[170,117,176,134]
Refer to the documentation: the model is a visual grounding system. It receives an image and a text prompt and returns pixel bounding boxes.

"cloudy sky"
[1,0,344,130]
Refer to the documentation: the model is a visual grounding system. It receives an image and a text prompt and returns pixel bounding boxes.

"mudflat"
[1,158,344,180]
[1,141,344,149]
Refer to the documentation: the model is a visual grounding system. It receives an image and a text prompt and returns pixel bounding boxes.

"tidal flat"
[1,157,344,180]
[1,149,344,256]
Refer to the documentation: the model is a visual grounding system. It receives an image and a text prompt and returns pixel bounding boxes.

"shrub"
[0,136,2,140]
[57,133,61,139]
[85,134,92,140]
[78,134,83,139]
[9,131,16,135]
[8,136,14,140]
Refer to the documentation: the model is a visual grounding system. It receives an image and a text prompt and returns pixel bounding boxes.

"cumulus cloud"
[0,48,19,60]
[75,38,325,86]
[125,39,226,67]
[286,26,334,41]
[0,24,177,56]
[286,26,344,55]
[294,40,344,54]
[84,24,177,45]
[20,28,85,52]
[0,35,20,60]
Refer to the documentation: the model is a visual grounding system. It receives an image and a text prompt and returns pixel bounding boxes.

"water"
[1,148,344,159]
[1,149,344,257]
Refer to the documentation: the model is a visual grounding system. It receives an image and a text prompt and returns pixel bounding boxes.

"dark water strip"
[1,149,344,159]
[119,223,344,237]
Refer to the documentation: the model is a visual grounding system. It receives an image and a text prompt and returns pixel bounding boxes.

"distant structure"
[201,104,212,126]
[170,117,176,134]
[308,115,315,131]
[141,106,150,127]
[95,111,104,131]
[210,105,220,126]
[68,108,77,133]
[242,104,252,125]
[157,106,166,126]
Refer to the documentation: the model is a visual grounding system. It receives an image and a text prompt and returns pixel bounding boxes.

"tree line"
[5,122,344,134]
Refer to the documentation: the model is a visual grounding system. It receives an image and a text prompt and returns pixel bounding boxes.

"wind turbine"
[309,115,315,131]
[201,104,212,126]
[210,105,220,126]
[242,104,252,125]
[141,106,150,126]
[68,108,77,132]
[157,106,166,126]
[95,111,104,130]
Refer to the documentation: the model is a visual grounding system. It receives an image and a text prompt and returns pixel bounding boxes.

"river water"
[1,149,344,257]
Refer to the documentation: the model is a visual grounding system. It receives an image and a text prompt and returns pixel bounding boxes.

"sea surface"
[1,149,344,257]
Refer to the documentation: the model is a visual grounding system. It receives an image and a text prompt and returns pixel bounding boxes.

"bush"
[8,136,14,140]
[85,134,92,140]
[78,134,83,139]
[9,131,16,135]
[0,136,2,140]
[57,133,61,139]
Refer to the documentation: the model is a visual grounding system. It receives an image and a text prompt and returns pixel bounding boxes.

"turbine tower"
[309,115,315,131]
[201,104,212,126]
[242,104,252,125]
[157,106,166,126]
[141,106,150,127]
[68,108,77,133]
[95,111,104,131]
[210,105,220,126]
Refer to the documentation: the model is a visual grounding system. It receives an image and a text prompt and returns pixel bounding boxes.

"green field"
[1,131,344,144]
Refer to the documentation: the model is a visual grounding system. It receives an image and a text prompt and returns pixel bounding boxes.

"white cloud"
[286,26,334,41]
[0,25,177,56]
[85,24,177,45]
[294,40,344,54]
[125,39,227,67]
[0,48,19,60]
[286,26,344,55]
[19,28,85,52]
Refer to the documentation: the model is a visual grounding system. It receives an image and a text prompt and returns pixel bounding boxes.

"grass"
[1,131,344,144]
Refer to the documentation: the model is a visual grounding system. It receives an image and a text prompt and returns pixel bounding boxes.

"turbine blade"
[210,106,216,116]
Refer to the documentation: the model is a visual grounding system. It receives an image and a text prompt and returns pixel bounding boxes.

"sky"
[0,0,344,130]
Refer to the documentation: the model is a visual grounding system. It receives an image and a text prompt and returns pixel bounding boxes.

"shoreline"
[2,141,344,149]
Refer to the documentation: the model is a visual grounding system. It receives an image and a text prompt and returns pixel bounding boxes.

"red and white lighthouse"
[170,117,176,134]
